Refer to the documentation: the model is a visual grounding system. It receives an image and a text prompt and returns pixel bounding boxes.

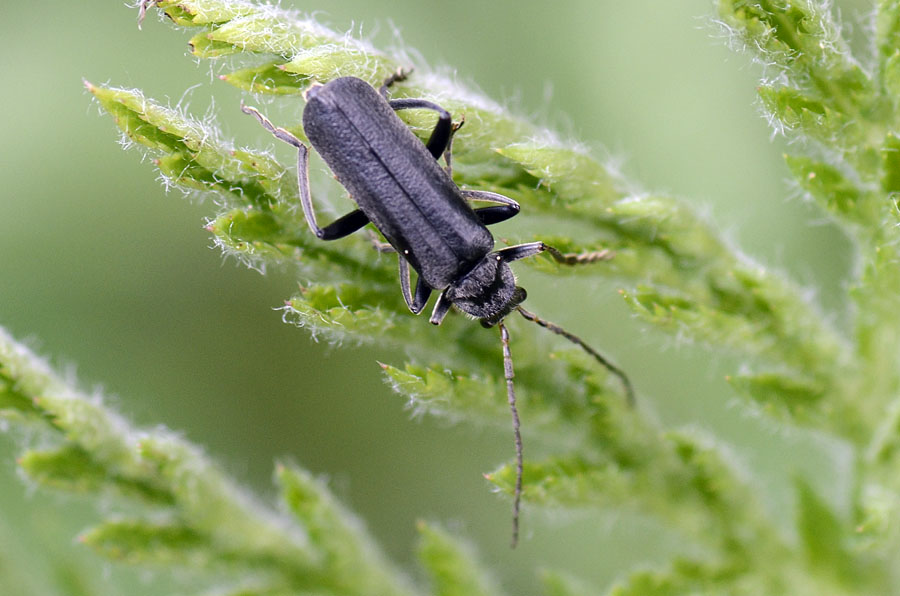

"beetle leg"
[316,209,371,240]
[398,256,414,308]
[292,142,370,240]
[460,190,521,226]
[241,103,305,149]
[429,292,453,325]
[367,231,396,253]
[389,98,454,164]
[496,241,614,265]
[412,279,433,314]
[379,67,413,96]
[398,256,433,314]
[137,0,156,27]
[242,103,371,240]
[442,116,465,177]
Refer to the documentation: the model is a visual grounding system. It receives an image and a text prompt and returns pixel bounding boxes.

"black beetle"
[242,71,633,547]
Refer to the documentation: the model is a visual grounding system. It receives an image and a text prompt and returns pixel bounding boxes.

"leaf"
[882,50,900,104]
[187,29,241,58]
[205,11,340,54]
[717,0,871,101]
[1,326,426,595]
[0,374,41,418]
[87,82,286,208]
[794,478,882,589]
[282,46,397,84]
[796,477,845,562]
[136,436,316,569]
[486,454,633,509]
[876,0,900,68]
[379,362,506,423]
[19,445,173,504]
[757,86,838,140]
[80,520,209,567]
[212,588,296,596]
[726,370,826,423]
[284,283,403,342]
[719,0,884,175]
[606,559,730,596]
[621,280,847,390]
[486,429,771,559]
[220,63,307,95]
[276,464,415,596]
[540,569,599,596]
[155,0,255,26]
[416,522,502,596]
[881,133,900,194]
[664,430,776,554]
[496,142,621,204]
[784,155,879,228]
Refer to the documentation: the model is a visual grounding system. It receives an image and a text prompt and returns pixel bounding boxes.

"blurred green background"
[0,0,870,593]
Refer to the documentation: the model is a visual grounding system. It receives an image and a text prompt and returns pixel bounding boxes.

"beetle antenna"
[516,306,635,406]
[498,321,523,548]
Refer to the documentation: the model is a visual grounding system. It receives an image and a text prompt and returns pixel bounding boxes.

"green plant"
[3,0,900,593]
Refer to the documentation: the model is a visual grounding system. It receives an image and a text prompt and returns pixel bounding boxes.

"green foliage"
[0,328,417,596]
[4,0,900,593]
[540,570,599,596]
[416,522,503,596]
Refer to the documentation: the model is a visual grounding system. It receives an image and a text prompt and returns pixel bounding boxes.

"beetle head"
[443,254,526,325]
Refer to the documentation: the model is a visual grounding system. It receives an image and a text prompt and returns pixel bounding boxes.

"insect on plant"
[242,71,635,547]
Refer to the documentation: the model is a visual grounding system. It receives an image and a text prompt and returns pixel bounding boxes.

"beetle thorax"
[444,255,520,321]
